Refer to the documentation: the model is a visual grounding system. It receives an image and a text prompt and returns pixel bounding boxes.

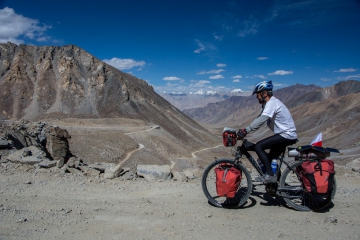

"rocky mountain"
[0,42,219,166]
[158,91,251,111]
[183,83,321,126]
[0,42,163,120]
[183,81,360,163]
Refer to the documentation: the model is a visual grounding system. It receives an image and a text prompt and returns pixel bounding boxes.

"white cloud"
[191,80,211,88]
[231,75,242,79]
[197,69,225,75]
[193,39,217,56]
[320,78,332,82]
[216,63,226,67]
[197,80,211,84]
[232,79,241,82]
[0,7,51,44]
[336,74,360,80]
[103,58,146,70]
[257,57,269,60]
[267,1,358,30]
[36,36,50,42]
[154,81,240,94]
[209,75,224,79]
[214,34,223,41]
[238,16,259,37]
[194,39,205,53]
[334,68,357,73]
[254,74,267,79]
[163,76,182,81]
[268,70,294,75]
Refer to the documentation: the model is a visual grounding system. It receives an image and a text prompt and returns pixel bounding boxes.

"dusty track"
[0,163,359,240]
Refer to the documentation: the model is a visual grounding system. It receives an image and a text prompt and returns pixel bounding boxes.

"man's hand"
[237,128,247,139]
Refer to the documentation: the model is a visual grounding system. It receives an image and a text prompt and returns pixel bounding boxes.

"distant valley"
[158,91,250,111]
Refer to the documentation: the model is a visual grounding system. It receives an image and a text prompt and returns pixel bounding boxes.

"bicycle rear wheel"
[279,161,336,212]
[201,158,252,208]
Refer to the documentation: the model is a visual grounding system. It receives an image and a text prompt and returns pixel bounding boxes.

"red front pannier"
[215,163,242,198]
[301,159,335,194]
[222,128,237,147]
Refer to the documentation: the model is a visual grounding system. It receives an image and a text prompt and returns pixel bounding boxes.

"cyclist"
[237,80,297,183]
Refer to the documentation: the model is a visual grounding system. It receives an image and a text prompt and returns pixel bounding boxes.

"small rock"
[172,171,187,182]
[39,160,57,168]
[324,215,337,224]
[16,218,27,223]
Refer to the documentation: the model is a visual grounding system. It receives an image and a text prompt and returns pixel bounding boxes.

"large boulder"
[46,126,71,162]
[136,165,171,181]
[6,146,50,165]
[103,163,123,179]
[346,159,360,173]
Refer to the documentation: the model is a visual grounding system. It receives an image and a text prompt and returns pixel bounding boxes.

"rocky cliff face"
[0,42,219,153]
[0,42,158,120]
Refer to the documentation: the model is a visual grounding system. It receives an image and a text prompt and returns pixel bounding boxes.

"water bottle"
[271,159,278,174]
[257,159,266,173]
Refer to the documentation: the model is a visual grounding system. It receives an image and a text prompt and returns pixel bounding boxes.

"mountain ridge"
[0,42,220,166]
[183,80,360,163]
[158,91,251,111]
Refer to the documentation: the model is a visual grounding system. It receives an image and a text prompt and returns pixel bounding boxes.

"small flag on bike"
[310,132,322,147]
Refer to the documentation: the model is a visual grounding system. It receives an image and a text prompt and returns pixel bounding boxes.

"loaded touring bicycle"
[201,128,339,212]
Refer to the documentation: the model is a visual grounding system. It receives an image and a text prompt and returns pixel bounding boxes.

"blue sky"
[1,0,359,94]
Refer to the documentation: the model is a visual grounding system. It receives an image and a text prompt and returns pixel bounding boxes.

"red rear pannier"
[301,159,335,194]
[222,130,237,147]
[215,164,242,198]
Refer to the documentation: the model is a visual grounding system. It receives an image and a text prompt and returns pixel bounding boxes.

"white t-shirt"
[262,96,297,139]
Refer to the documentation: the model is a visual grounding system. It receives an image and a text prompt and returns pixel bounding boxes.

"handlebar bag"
[214,164,242,198]
[222,130,237,147]
[301,159,335,194]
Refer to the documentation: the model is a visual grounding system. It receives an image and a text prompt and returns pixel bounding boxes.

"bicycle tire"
[279,161,336,212]
[201,158,252,208]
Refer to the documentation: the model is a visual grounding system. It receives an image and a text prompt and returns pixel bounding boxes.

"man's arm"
[245,114,269,134]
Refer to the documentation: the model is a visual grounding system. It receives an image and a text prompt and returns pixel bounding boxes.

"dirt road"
[0,162,359,240]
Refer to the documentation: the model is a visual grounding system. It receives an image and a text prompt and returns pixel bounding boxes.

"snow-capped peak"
[206,90,217,95]
[231,89,243,93]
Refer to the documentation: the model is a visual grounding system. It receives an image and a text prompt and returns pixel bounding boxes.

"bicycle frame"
[232,139,295,180]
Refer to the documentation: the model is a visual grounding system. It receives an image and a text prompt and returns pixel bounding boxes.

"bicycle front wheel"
[279,161,336,212]
[201,158,252,208]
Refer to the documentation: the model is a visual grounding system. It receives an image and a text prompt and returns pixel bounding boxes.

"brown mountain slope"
[292,92,360,163]
[183,84,320,126]
[286,80,360,108]
[0,42,163,120]
[158,91,251,111]
[0,42,220,167]
[183,81,360,163]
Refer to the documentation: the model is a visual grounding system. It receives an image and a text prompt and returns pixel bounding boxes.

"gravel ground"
[1,162,360,240]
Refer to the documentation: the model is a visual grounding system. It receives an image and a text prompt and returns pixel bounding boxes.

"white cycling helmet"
[252,80,273,95]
